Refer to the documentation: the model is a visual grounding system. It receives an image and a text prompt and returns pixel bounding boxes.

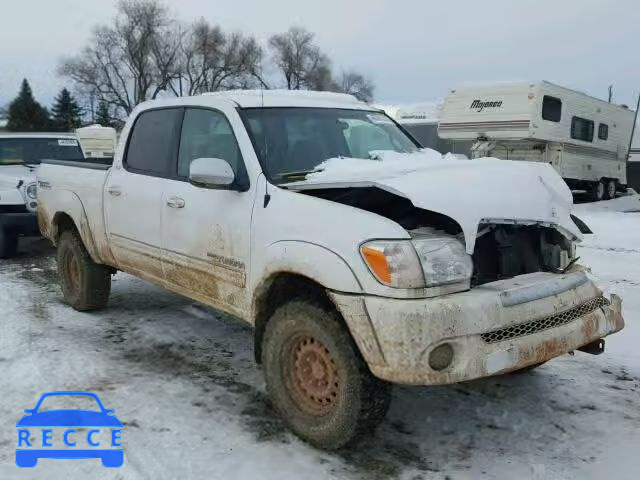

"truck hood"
[0,165,37,187]
[285,151,582,253]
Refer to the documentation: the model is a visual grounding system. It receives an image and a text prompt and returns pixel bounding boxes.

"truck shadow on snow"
[8,260,639,480]
[84,276,639,480]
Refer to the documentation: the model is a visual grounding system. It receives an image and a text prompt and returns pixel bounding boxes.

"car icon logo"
[16,391,124,468]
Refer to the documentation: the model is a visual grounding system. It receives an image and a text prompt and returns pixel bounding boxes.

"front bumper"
[0,212,39,235]
[330,270,625,385]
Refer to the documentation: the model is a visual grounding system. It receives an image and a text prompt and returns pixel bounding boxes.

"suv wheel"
[57,230,111,311]
[262,300,391,449]
[0,226,19,259]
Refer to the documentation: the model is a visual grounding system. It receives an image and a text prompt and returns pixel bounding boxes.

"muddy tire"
[0,226,19,259]
[57,230,111,311]
[262,300,391,449]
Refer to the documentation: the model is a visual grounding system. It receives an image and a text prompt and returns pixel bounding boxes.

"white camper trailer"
[438,82,636,201]
[383,102,471,156]
[75,125,117,163]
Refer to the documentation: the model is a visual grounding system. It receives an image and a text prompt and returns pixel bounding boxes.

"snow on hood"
[288,150,582,253]
[0,165,37,187]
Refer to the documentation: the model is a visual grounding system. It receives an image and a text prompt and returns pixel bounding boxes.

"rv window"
[598,123,609,141]
[571,117,594,142]
[542,96,562,122]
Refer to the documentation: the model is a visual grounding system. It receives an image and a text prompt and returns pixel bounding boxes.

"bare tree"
[339,70,374,103]
[268,26,335,91]
[59,0,180,116]
[60,7,375,115]
[174,19,265,96]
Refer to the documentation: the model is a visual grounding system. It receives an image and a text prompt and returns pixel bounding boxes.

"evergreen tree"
[51,88,83,131]
[7,79,50,131]
[95,100,114,128]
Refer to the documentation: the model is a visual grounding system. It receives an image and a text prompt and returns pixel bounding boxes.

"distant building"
[0,116,7,131]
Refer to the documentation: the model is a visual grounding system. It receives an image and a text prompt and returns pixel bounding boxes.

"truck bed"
[37,160,113,265]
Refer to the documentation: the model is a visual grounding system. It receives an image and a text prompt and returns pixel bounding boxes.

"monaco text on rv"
[438,82,636,201]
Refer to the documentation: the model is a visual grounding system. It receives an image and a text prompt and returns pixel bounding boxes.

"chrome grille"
[481,296,610,344]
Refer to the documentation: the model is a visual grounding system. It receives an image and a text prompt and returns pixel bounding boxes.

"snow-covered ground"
[1,198,638,480]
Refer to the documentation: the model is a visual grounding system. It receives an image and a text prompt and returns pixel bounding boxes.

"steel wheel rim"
[596,182,604,200]
[287,335,339,416]
[607,181,616,198]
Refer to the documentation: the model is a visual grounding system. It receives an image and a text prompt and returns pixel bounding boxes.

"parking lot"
[0,198,638,480]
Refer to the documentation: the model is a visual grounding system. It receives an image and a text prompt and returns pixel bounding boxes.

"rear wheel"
[605,180,617,200]
[590,180,605,202]
[262,300,391,449]
[57,230,111,311]
[0,226,19,259]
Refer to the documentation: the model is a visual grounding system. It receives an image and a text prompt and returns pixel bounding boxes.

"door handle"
[166,196,185,209]
[107,186,122,197]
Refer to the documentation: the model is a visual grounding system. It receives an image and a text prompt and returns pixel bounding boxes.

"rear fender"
[43,190,103,263]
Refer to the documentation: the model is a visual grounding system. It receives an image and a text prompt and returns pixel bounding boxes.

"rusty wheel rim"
[288,336,339,416]
[64,253,81,292]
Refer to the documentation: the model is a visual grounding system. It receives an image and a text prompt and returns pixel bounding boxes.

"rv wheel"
[605,180,617,200]
[590,181,605,202]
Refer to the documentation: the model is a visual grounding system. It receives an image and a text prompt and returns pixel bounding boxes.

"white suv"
[0,132,84,257]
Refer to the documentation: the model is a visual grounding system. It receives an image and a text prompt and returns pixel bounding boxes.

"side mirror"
[189,158,235,189]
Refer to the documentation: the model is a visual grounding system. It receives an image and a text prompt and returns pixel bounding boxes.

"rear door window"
[124,108,183,177]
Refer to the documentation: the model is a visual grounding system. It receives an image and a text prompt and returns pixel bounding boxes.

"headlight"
[360,235,472,289]
[360,240,425,288]
[411,234,473,287]
[26,183,37,199]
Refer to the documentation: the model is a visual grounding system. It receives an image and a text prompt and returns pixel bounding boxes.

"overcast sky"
[1,0,638,110]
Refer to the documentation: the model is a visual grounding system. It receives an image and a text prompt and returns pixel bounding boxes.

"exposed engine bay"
[301,186,577,287]
[470,224,575,287]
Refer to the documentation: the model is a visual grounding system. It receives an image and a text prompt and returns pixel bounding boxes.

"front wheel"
[57,230,111,311]
[262,300,391,449]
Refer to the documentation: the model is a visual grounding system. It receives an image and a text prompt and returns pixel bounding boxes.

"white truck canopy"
[76,125,117,160]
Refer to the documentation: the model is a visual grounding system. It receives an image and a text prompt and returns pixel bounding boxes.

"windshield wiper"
[275,169,320,182]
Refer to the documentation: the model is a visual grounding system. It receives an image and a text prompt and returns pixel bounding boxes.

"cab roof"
[136,89,376,111]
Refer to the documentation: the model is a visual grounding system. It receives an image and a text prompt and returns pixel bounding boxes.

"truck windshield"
[0,137,84,166]
[240,108,420,183]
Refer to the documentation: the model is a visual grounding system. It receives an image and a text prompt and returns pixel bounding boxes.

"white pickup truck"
[0,132,84,257]
[37,90,624,449]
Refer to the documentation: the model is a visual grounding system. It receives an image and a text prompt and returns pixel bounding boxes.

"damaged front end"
[298,185,581,291]
[471,223,577,287]
[292,186,624,385]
